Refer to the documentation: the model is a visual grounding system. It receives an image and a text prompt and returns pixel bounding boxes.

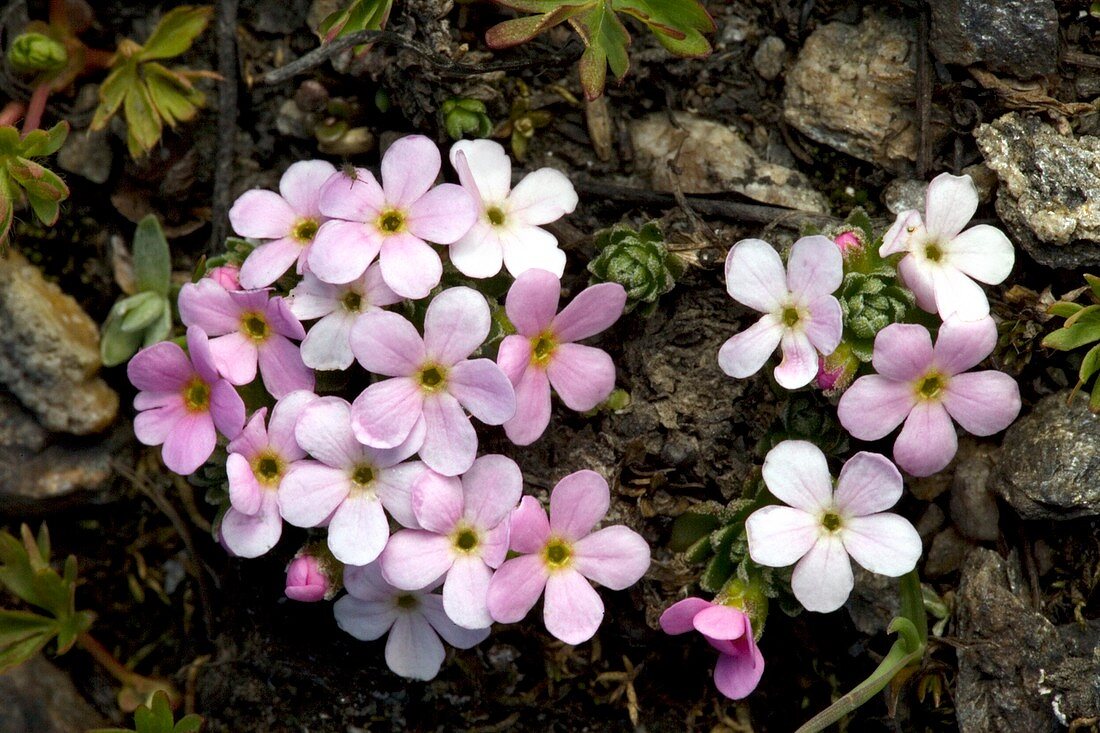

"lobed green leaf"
[139,6,214,62]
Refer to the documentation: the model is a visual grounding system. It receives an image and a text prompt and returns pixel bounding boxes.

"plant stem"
[0,101,25,128]
[76,631,180,704]
[21,84,51,135]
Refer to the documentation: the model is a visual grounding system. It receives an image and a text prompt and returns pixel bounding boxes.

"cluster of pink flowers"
[126,136,651,681]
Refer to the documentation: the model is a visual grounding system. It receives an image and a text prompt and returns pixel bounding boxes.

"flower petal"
[946,224,1014,285]
[178,279,240,335]
[572,525,650,590]
[406,183,477,244]
[209,380,246,439]
[412,471,464,533]
[161,411,216,475]
[924,173,978,240]
[834,451,904,517]
[385,612,445,680]
[280,159,337,216]
[448,223,503,279]
[893,401,957,477]
[692,605,747,640]
[220,499,282,559]
[551,283,626,343]
[257,336,314,399]
[334,595,397,641]
[350,310,425,377]
[898,254,937,313]
[228,189,296,239]
[659,598,713,635]
[942,371,1021,436]
[128,341,192,392]
[461,454,523,530]
[774,330,820,390]
[208,333,258,386]
[134,400,184,447]
[380,529,454,589]
[419,393,477,476]
[443,557,494,628]
[350,377,425,450]
[239,237,303,289]
[714,645,765,700]
[226,452,263,515]
[374,461,430,529]
[505,168,578,225]
[295,397,361,468]
[804,295,842,356]
[543,569,603,645]
[380,135,441,208]
[932,315,997,375]
[880,210,923,256]
[718,314,783,379]
[267,390,315,459]
[724,238,788,313]
[500,226,566,279]
[318,167,384,221]
[378,233,443,300]
[506,269,560,337]
[787,235,843,300]
[509,496,550,553]
[745,505,819,566]
[424,287,491,365]
[760,440,832,512]
[837,375,916,441]
[546,343,615,412]
[278,462,349,527]
[300,312,356,371]
[549,470,608,541]
[328,494,390,565]
[790,536,854,613]
[871,323,934,381]
[308,219,382,285]
[450,139,512,202]
[487,554,548,623]
[930,264,990,321]
[842,513,922,576]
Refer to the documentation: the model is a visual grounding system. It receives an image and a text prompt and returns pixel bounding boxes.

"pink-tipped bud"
[207,265,242,291]
[285,554,330,602]
[815,345,859,395]
[832,230,863,257]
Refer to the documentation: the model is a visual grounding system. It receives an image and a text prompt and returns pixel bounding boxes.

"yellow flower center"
[417,364,448,392]
[782,306,801,328]
[350,463,376,490]
[182,378,210,412]
[292,218,319,243]
[924,243,943,262]
[916,373,945,400]
[821,512,843,532]
[341,290,363,313]
[251,451,284,487]
[395,593,419,610]
[241,312,270,342]
[377,209,406,234]
[486,206,506,226]
[531,332,557,366]
[542,538,573,570]
[452,526,480,554]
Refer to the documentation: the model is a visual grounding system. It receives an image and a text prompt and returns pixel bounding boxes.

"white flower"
[745,441,922,613]
[447,140,578,279]
[880,172,1014,321]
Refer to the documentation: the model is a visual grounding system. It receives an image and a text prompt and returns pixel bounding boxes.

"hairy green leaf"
[140,6,214,61]
[133,215,172,295]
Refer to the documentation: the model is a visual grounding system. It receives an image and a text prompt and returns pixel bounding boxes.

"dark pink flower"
[660,598,764,699]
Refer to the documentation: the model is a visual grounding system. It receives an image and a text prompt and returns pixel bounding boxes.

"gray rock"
[949,443,1000,541]
[915,503,946,540]
[783,13,947,173]
[925,526,973,578]
[0,251,118,435]
[0,655,107,733]
[629,113,829,212]
[990,391,1100,520]
[845,567,898,635]
[976,113,1100,269]
[955,549,1100,732]
[883,178,927,215]
[752,36,787,81]
[57,127,113,185]
[243,0,312,34]
[929,0,1058,78]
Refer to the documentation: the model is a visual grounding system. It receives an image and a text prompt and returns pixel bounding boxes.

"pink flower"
[207,264,242,291]
[881,173,1014,321]
[287,265,402,371]
[334,563,490,680]
[309,135,478,299]
[285,553,332,602]
[497,269,626,445]
[279,396,429,566]
[178,279,314,399]
[832,230,863,256]
[659,598,764,700]
[128,327,245,475]
[349,286,516,476]
[719,236,844,389]
[220,390,316,558]
[230,160,337,288]
[380,455,523,629]
[447,140,578,278]
[486,470,650,645]
[745,441,922,613]
[837,317,1021,477]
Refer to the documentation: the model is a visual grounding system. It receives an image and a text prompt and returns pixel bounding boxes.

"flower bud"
[832,229,863,257]
[8,32,67,75]
[442,97,492,141]
[206,265,241,291]
[285,546,342,602]
[815,343,859,395]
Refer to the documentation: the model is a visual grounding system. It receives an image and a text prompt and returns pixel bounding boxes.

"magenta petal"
[713,647,765,700]
[328,494,389,565]
[161,411,216,475]
[941,371,1021,436]
[239,237,303,289]
[871,323,934,381]
[549,470,608,541]
[546,343,615,412]
[893,401,957,477]
[423,287,491,366]
[128,341,192,392]
[350,310,425,377]
[724,239,788,313]
[411,471,464,533]
[280,160,337,216]
[659,598,713,635]
[350,377,424,449]
[837,375,916,441]
[418,393,477,476]
[266,390,317,460]
[692,605,747,640]
[374,461,429,529]
[487,554,548,624]
[406,183,477,244]
[572,525,650,590]
[786,235,843,300]
[379,233,443,299]
[543,569,603,645]
[509,495,550,553]
[209,380,246,439]
[551,283,626,343]
[380,135,441,208]
[187,326,221,384]
[134,401,184,446]
[461,454,523,530]
[209,333,258,386]
[506,269,561,336]
[178,279,240,335]
[308,219,382,285]
[228,189,296,239]
[932,316,997,375]
[503,365,551,446]
[258,336,314,399]
[442,557,494,628]
[448,359,516,425]
[380,529,454,589]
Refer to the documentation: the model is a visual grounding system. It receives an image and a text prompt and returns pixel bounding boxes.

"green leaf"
[174,715,204,733]
[101,301,145,367]
[0,628,53,673]
[319,0,393,41]
[572,2,632,99]
[119,291,166,333]
[1090,376,1100,413]
[139,6,214,62]
[123,81,164,158]
[19,121,69,158]
[1086,274,1100,301]
[0,608,56,644]
[613,0,715,56]
[1042,311,1100,351]
[144,306,172,347]
[91,62,137,131]
[1049,301,1084,318]
[143,63,204,128]
[54,609,93,654]
[133,215,172,295]
[1081,343,1100,384]
[485,6,580,48]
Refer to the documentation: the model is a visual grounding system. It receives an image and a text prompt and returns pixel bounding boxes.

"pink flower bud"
[207,265,242,291]
[285,555,330,602]
[832,230,863,256]
[815,345,859,395]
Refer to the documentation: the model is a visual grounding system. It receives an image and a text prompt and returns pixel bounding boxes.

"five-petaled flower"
[230,160,336,288]
[837,316,1021,477]
[309,135,477,299]
[497,269,626,445]
[745,441,922,613]
[719,236,844,389]
[334,563,489,681]
[486,470,650,645]
[448,139,578,279]
[881,172,1014,322]
[128,326,245,475]
[660,598,764,700]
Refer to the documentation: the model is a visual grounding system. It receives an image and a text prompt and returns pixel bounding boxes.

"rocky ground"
[2,0,1100,731]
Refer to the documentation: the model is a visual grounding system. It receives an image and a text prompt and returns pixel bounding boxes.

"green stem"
[794,569,927,733]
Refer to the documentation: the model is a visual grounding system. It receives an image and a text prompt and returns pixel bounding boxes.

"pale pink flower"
[745,441,922,613]
[285,553,332,602]
[497,269,626,445]
[178,279,314,399]
[230,160,337,288]
[287,265,402,371]
[447,139,577,278]
[837,317,1021,477]
[881,173,1014,321]
[128,327,245,475]
[486,470,650,645]
[349,286,516,477]
[309,135,478,299]
[719,236,844,389]
[279,397,429,566]
[380,455,523,629]
[334,563,490,681]
[220,390,316,558]
[660,598,764,700]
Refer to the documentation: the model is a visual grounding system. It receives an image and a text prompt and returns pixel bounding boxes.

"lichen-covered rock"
[783,13,945,172]
[990,391,1100,520]
[0,655,107,733]
[976,113,1100,269]
[0,250,118,434]
[629,112,829,213]
[929,0,1058,78]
